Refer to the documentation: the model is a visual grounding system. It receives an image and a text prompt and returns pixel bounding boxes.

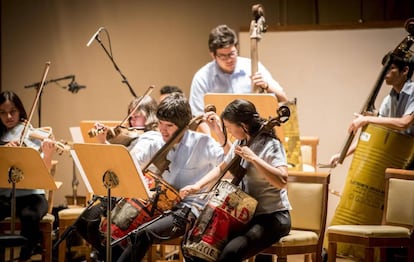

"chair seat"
[328,225,411,238]
[0,235,27,248]
[275,229,319,247]
[41,213,55,223]
[58,207,85,220]
[2,213,55,223]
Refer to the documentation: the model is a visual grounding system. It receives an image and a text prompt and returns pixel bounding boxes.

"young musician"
[0,91,56,262]
[181,99,291,262]
[189,24,288,134]
[94,95,160,149]
[75,95,163,260]
[329,53,414,168]
[116,92,225,262]
[159,85,184,102]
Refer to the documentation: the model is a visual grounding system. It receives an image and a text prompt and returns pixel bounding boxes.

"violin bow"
[19,61,51,146]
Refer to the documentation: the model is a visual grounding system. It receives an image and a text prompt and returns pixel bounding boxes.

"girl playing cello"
[181,99,292,262]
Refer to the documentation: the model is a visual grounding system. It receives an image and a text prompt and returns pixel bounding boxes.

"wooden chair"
[0,161,59,262]
[327,168,414,262]
[249,171,330,262]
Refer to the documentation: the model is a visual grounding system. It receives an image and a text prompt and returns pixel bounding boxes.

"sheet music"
[70,149,93,194]
[69,126,84,143]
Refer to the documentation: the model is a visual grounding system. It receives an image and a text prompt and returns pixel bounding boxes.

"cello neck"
[142,115,203,175]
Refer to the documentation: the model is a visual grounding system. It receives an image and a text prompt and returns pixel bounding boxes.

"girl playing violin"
[93,95,160,148]
[181,99,292,262]
[0,90,56,262]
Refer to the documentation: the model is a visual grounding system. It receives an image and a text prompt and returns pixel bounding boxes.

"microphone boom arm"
[93,29,138,98]
[25,75,74,89]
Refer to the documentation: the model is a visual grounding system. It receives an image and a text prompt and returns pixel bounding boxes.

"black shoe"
[322,248,328,262]
[32,244,43,255]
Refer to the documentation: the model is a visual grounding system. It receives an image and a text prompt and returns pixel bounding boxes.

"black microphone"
[68,80,86,94]
[86,27,104,47]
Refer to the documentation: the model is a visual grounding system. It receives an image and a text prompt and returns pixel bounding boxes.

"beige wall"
[1,0,411,226]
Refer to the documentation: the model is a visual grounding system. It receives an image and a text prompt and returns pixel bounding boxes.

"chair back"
[384,168,414,229]
[300,136,319,172]
[288,171,330,240]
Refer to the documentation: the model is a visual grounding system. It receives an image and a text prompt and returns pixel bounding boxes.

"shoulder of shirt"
[185,130,220,144]
[138,130,162,140]
[194,60,216,75]
[402,80,414,94]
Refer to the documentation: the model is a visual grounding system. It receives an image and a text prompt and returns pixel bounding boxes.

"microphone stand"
[25,75,75,127]
[94,33,138,98]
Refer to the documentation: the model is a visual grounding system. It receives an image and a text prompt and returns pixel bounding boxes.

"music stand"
[72,143,150,262]
[0,146,57,260]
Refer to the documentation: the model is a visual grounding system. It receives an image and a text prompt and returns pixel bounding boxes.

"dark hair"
[157,92,192,129]
[208,25,238,54]
[160,85,183,95]
[221,99,277,142]
[0,91,27,138]
[128,95,159,131]
[383,52,414,79]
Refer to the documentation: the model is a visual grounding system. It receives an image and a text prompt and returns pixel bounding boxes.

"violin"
[4,121,70,154]
[87,85,154,146]
[88,124,144,146]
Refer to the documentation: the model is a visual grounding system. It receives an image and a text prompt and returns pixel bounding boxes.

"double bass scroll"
[337,18,414,165]
[250,4,267,93]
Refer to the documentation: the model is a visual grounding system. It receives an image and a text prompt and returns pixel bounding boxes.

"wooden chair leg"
[328,241,337,262]
[276,255,287,262]
[365,247,374,262]
[41,223,53,262]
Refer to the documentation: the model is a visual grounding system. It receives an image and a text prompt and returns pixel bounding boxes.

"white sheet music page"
[70,149,93,194]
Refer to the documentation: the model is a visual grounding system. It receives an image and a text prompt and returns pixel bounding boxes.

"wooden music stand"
[72,143,150,262]
[0,147,57,261]
[204,93,284,139]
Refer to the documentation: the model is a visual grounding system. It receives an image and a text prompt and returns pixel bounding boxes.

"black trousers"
[74,198,124,261]
[116,206,193,262]
[185,210,291,262]
[0,194,48,260]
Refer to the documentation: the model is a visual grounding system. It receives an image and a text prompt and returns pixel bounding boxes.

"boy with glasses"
[189,24,288,134]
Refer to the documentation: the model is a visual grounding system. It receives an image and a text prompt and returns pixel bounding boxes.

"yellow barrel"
[329,124,414,259]
[282,99,303,171]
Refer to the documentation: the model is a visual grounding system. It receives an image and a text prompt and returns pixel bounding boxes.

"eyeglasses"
[215,50,238,61]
